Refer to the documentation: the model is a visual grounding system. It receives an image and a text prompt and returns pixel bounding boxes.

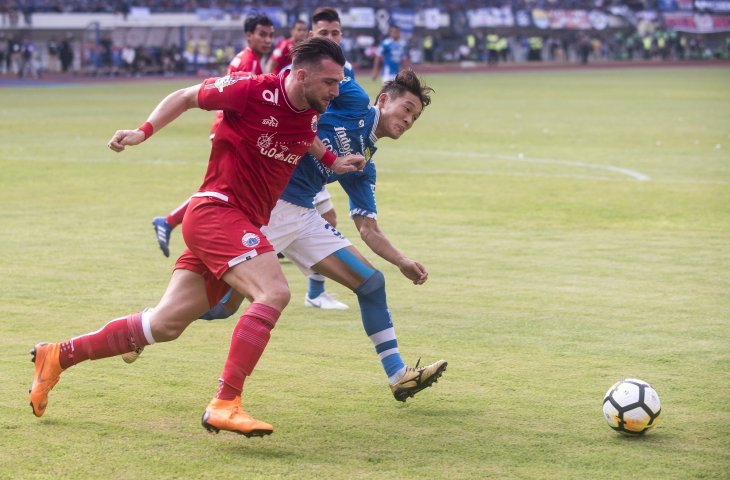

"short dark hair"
[292,19,307,28]
[378,70,433,109]
[291,37,345,69]
[244,14,273,34]
[312,7,341,25]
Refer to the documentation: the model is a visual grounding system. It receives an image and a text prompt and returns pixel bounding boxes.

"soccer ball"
[602,378,661,435]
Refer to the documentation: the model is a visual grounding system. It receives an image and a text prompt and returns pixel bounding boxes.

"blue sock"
[199,289,234,321]
[307,273,325,299]
[354,270,406,382]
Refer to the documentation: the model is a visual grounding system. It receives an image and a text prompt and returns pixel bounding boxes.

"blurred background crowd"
[1,0,728,79]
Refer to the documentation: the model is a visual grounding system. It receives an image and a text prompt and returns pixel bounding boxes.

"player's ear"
[376,92,390,108]
[294,67,307,82]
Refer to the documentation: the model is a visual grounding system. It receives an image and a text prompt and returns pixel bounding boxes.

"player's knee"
[150,316,192,342]
[355,270,385,298]
[255,283,290,311]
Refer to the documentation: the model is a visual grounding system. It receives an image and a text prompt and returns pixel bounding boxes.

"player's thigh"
[280,209,353,276]
[222,251,290,311]
[150,268,211,341]
[312,246,376,290]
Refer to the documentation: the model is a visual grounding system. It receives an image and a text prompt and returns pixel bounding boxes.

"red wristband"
[138,121,154,140]
[320,149,336,168]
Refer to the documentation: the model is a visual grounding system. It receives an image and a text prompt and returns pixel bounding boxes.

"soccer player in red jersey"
[266,19,308,75]
[152,8,352,312]
[153,14,274,251]
[229,14,273,75]
[28,38,365,437]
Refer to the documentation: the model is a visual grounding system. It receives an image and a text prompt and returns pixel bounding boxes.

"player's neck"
[284,73,308,111]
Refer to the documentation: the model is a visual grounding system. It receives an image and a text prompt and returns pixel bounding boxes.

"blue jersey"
[283,60,355,111]
[378,37,407,74]
[279,76,379,218]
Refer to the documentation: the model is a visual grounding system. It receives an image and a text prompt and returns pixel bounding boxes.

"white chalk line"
[11,148,730,185]
[382,148,652,182]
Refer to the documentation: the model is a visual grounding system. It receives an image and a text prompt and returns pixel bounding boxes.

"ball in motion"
[602,378,661,435]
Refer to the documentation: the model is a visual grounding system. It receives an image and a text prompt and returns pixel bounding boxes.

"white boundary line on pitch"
[13,150,729,185]
[385,148,652,182]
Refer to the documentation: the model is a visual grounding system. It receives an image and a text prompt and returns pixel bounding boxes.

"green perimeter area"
[0,68,728,479]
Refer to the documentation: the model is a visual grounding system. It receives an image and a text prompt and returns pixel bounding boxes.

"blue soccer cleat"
[152,216,172,257]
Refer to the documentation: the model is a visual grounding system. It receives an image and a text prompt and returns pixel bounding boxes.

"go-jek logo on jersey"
[242,232,260,248]
[256,132,301,165]
[333,126,353,156]
[262,88,279,105]
[207,74,248,92]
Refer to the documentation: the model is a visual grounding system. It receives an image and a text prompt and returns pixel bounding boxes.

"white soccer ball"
[602,378,661,435]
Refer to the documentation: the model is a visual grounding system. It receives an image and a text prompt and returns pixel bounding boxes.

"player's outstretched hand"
[108,129,146,152]
[398,258,428,285]
[331,154,366,174]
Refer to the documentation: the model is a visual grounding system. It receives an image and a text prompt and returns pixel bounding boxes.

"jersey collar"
[369,106,380,143]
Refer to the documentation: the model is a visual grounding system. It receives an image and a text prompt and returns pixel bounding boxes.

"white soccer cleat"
[304,292,349,310]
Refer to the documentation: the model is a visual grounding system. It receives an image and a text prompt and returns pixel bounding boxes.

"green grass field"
[1,67,729,479]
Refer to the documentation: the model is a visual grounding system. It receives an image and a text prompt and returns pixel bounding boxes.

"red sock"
[59,312,150,369]
[166,198,190,228]
[217,303,281,400]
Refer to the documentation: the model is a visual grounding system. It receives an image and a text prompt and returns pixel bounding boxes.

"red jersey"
[210,47,264,135]
[196,71,320,227]
[227,47,263,76]
[270,38,294,74]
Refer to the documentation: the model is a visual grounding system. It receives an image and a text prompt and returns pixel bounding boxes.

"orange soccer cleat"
[201,397,273,438]
[29,342,65,417]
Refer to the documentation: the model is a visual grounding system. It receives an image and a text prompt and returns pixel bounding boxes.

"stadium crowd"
[1,0,728,79]
[1,0,665,17]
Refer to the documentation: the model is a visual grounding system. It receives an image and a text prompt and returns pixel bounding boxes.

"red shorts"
[174,196,274,306]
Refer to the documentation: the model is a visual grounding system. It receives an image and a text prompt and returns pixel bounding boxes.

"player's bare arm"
[308,138,366,173]
[371,55,382,81]
[108,84,200,152]
[352,215,428,285]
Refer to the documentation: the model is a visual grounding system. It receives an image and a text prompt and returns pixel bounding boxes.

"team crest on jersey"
[262,116,279,128]
[207,74,247,93]
[242,232,260,248]
[311,115,318,132]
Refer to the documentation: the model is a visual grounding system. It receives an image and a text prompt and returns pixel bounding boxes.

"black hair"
[244,14,273,34]
[291,37,346,69]
[378,70,433,109]
[312,7,341,25]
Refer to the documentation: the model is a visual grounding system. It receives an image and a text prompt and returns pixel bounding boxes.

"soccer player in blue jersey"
[127,70,446,401]
[267,69,446,401]
[371,25,409,83]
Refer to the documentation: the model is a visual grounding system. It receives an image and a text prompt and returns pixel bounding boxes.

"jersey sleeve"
[272,40,288,61]
[329,77,370,113]
[197,73,253,113]
[227,50,260,74]
[338,162,377,219]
